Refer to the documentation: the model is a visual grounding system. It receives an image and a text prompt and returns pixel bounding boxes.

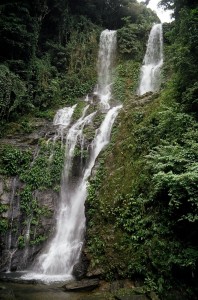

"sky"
[137,0,173,23]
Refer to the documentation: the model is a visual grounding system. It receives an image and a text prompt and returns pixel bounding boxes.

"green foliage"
[30,234,47,246]
[87,162,105,220]
[73,147,88,160]
[0,146,31,176]
[19,141,64,190]
[0,0,159,123]
[86,86,198,298]
[113,61,141,102]
[61,73,95,106]
[0,204,8,214]
[20,186,33,215]
[0,0,197,297]
[0,65,27,121]
[0,141,63,242]
[49,143,65,184]
[17,236,25,249]
[0,140,63,249]
[33,108,55,120]
[163,7,198,114]
[87,236,105,258]
[0,4,100,121]
[30,56,61,109]
[21,156,52,189]
[117,22,150,61]
[0,3,37,63]
[147,129,198,231]
[159,0,197,19]
[0,219,8,233]
[73,101,87,121]
[69,0,158,29]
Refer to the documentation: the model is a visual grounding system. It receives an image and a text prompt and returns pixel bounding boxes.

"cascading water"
[35,110,96,280]
[53,105,77,143]
[6,177,18,272]
[22,29,122,282]
[138,23,163,95]
[94,29,117,109]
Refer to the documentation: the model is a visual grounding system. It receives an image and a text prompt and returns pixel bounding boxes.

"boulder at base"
[115,295,149,300]
[63,278,99,292]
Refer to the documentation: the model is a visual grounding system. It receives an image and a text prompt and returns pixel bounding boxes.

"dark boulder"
[63,278,99,292]
[72,252,89,280]
[78,295,107,300]
[115,295,149,300]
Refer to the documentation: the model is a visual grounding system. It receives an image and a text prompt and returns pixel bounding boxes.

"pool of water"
[0,282,94,300]
[0,273,93,300]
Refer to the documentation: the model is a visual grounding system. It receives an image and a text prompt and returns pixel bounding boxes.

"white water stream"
[138,23,163,95]
[94,29,117,109]
[22,30,122,283]
[6,177,17,273]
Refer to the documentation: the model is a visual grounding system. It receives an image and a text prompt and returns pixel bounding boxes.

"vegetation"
[0,0,157,127]
[0,0,157,251]
[85,1,198,299]
[0,0,197,298]
[0,141,64,247]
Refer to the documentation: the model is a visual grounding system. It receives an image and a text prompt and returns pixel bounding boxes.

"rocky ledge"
[63,278,100,292]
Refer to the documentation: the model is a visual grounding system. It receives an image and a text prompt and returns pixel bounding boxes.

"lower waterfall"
[21,29,122,282]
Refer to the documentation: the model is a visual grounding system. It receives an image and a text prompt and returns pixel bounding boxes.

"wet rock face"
[0,119,59,272]
[72,252,90,280]
[0,175,59,272]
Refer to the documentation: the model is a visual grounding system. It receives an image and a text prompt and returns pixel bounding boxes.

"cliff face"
[0,177,59,271]
[0,118,60,271]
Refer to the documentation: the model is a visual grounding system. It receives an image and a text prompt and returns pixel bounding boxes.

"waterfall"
[20,215,32,269]
[6,177,18,272]
[22,30,122,283]
[138,23,163,95]
[6,177,17,252]
[94,29,117,109]
[53,104,77,144]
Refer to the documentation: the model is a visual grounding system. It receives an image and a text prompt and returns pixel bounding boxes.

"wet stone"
[0,180,4,195]
[86,267,104,278]
[72,253,89,280]
[63,278,100,292]
[78,295,106,300]
[1,193,10,205]
[115,295,149,300]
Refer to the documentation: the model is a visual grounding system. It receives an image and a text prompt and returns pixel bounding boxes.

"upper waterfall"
[95,29,117,109]
[138,23,163,96]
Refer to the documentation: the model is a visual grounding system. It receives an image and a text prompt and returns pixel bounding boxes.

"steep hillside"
[85,2,198,299]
